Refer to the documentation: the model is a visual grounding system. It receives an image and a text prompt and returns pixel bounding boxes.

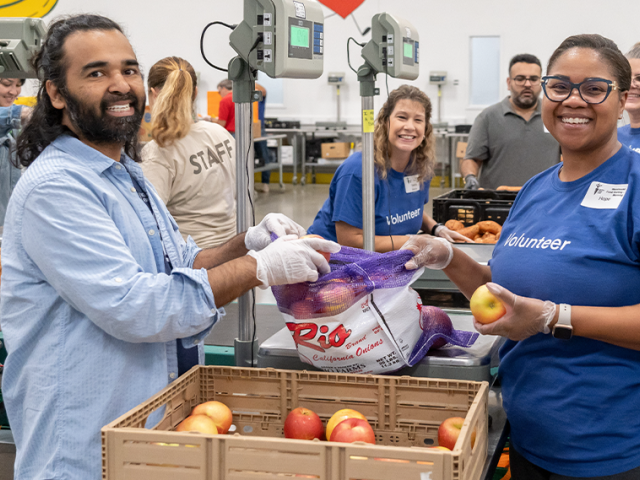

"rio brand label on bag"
[282,276,424,374]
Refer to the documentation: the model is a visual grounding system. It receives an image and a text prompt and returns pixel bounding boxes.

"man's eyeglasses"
[512,76,541,86]
[541,76,619,104]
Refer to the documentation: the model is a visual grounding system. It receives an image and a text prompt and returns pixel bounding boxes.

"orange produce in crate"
[191,400,233,434]
[175,414,218,434]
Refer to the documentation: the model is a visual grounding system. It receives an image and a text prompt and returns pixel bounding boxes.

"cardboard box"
[138,105,153,143]
[102,366,488,480]
[253,121,262,140]
[321,142,351,159]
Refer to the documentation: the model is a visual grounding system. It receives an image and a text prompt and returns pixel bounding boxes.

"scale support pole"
[358,63,379,252]
[228,56,261,367]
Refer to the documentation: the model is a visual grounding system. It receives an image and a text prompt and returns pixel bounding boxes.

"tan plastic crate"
[102,366,488,480]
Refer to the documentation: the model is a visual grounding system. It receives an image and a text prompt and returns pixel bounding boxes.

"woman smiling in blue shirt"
[309,85,469,251]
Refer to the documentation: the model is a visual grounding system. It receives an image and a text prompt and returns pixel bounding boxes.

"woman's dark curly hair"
[16,14,141,167]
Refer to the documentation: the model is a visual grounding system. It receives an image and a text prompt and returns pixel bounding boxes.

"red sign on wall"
[317,0,365,19]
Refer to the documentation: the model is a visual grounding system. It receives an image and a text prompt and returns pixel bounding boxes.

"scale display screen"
[290,25,310,48]
[403,42,413,58]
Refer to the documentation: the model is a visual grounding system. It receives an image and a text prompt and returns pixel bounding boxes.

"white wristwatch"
[552,304,572,340]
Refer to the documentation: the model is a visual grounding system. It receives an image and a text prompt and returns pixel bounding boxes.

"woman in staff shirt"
[403,34,640,479]
[308,85,469,251]
[142,57,236,248]
[619,42,640,153]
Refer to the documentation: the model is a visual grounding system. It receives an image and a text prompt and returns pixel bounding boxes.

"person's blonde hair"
[373,85,435,183]
[627,42,640,60]
[148,56,197,147]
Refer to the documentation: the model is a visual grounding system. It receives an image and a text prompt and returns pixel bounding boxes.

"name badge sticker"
[580,182,628,209]
[404,175,420,193]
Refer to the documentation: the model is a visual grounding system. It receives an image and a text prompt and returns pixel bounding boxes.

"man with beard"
[461,54,560,190]
[0,15,338,480]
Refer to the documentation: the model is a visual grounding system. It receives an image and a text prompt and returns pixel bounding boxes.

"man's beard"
[64,90,145,146]
[512,90,538,110]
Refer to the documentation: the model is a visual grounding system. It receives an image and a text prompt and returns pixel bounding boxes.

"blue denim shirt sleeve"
[0,105,22,136]
[20,175,218,344]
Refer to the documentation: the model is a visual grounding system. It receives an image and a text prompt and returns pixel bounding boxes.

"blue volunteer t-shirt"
[618,124,640,154]
[490,145,640,477]
[308,152,430,242]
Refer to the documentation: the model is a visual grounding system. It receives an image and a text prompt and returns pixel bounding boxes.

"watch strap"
[552,304,572,339]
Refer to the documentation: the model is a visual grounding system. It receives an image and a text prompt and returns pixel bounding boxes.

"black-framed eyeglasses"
[512,75,541,86]
[541,76,619,104]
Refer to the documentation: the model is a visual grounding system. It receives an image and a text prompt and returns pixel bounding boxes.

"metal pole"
[228,56,259,367]
[336,84,341,122]
[358,63,378,252]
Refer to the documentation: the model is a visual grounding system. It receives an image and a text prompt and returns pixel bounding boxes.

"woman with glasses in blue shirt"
[401,34,640,479]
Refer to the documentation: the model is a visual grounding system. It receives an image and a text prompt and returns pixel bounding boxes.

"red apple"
[329,417,375,444]
[284,407,325,440]
[175,414,218,434]
[300,234,331,262]
[326,408,367,441]
[437,417,476,450]
[191,400,233,434]
[470,285,506,324]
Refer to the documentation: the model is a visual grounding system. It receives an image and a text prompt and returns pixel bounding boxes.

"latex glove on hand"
[401,235,454,270]
[473,282,557,341]
[248,235,341,287]
[433,225,475,243]
[245,213,307,251]
[464,174,480,190]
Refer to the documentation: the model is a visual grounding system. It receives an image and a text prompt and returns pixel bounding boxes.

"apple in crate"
[470,285,506,324]
[284,407,324,440]
[175,414,218,434]
[300,234,331,262]
[437,417,476,450]
[191,400,233,434]
[326,408,367,441]
[329,418,375,445]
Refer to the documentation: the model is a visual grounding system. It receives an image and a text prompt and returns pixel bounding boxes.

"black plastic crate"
[432,189,518,226]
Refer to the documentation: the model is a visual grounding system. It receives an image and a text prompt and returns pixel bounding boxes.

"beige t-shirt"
[142,121,236,249]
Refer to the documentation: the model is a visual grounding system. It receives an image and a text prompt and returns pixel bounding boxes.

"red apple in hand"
[329,418,375,444]
[470,285,506,324]
[175,414,218,434]
[191,400,233,434]
[300,234,331,262]
[284,407,325,440]
[437,417,476,450]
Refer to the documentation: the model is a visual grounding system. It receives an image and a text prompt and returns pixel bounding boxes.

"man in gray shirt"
[461,54,560,190]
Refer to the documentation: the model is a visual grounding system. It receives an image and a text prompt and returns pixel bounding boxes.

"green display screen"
[404,42,413,58]
[291,25,309,48]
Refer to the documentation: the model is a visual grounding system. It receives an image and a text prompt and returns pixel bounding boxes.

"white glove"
[245,213,307,251]
[247,236,341,288]
[473,283,557,341]
[401,235,454,270]
[434,225,475,243]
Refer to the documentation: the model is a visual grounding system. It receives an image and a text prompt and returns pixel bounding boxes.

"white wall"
[39,0,640,125]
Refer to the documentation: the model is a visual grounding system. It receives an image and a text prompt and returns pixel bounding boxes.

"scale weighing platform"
[257,311,504,382]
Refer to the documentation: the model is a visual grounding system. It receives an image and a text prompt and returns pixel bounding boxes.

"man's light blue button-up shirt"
[0,135,221,479]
